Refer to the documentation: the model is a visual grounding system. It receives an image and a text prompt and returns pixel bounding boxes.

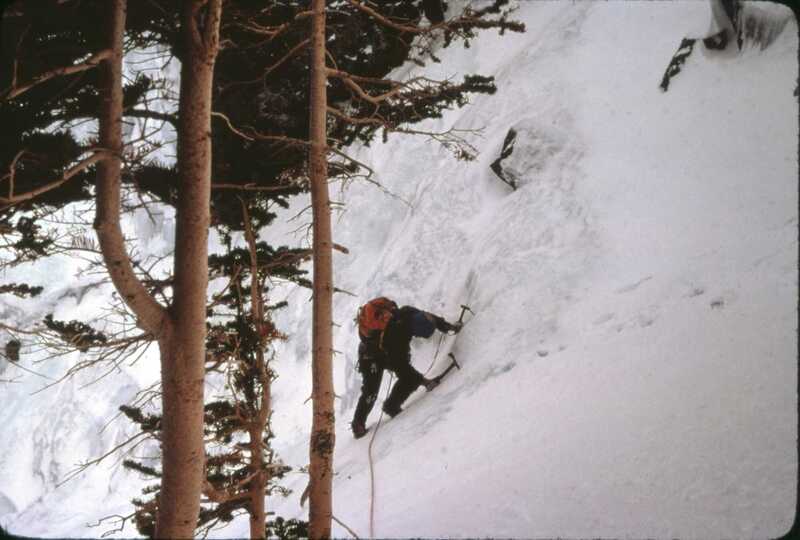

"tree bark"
[154,1,222,538]
[307,0,335,538]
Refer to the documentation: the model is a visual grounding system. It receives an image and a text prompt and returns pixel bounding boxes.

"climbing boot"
[382,403,402,418]
[351,421,368,439]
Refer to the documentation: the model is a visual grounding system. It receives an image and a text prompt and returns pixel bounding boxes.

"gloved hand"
[443,320,462,334]
[433,315,462,334]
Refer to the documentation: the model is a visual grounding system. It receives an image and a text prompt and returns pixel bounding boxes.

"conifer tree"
[119,204,309,538]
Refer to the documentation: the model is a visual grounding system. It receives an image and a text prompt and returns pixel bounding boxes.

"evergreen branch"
[346,0,524,36]
[249,132,310,147]
[263,38,311,79]
[328,69,385,106]
[212,110,310,148]
[1,49,113,101]
[345,0,426,33]
[235,20,292,39]
[328,147,374,180]
[211,182,299,193]
[218,38,309,95]
[3,150,26,200]
[126,109,178,126]
[0,149,109,209]
[327,105,387,126]
[0,282,43,298]
[201,471,258,504]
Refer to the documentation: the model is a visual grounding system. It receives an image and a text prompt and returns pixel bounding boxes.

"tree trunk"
[95,0,167,338]
[95,0,221,537]
[307,0,335,538]
[244,207,270,540]
[154,1,222,538]
[248,421,267,540]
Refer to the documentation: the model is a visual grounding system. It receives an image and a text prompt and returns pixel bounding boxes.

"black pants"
[352,342,424,426]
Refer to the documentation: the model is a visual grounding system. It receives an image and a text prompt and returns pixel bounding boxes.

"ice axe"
[447,352,460,370]
[431,353,460,383]
[433,303,473,361]
[454,304,474,330]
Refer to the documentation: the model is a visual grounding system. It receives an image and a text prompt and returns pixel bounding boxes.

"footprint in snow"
[593,312,615,326]
[687,286,706,298]
[709,289,736,310]
[615,275,653,294]
[637,313,656,328]
[608,309,658,333]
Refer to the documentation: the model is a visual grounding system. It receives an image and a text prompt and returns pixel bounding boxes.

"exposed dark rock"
[490,127,518,190]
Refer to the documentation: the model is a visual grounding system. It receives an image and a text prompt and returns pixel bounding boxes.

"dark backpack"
[357,297,397,341]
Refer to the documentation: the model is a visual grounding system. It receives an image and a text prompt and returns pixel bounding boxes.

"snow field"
[267,2,797,538]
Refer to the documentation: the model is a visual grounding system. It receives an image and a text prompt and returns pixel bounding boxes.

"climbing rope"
[332,514,361,539]
[367,305,472,536]
[367,372,393,539]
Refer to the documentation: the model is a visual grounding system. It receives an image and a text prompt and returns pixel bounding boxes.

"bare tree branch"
[57,430,152,487]
[212,110,310,148]
[211,110,255,141]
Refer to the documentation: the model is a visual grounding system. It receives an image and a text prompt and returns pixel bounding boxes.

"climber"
[350,297,461,439]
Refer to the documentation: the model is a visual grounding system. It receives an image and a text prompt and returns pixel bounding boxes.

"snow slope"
[1,1,797,538]
[264,2,798,538]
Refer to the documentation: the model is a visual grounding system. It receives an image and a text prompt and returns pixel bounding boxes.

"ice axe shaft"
[433,353,460,382]
[433,303,472,364]
[448,352,460,369]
